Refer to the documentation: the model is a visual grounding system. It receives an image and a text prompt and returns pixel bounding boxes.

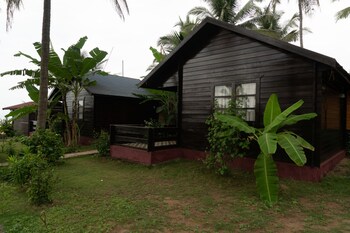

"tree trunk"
[37,0,51,129]
[62,93,72,146]
[298,0,303,48]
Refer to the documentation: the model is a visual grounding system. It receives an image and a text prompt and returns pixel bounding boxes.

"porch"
[110,124,203,165]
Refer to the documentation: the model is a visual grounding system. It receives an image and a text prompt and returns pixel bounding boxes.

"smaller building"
[2,102,37,136]
[62,74,157,143]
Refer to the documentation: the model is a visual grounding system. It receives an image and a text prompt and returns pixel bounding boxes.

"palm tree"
[5,0,129,129]
[332,1,350,21]
[251,1,300,42]
[157,16,198,53]
[188,0,259,27]
[291,0,320,48]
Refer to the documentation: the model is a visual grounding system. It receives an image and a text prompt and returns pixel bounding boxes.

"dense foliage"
[22,129,64,164]
[205,101,250,175]
[7,152,54,205]
[94,131,110,157]
[0,119,15,137]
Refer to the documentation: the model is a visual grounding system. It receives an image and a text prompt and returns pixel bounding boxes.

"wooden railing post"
[147,128,154,152]
[110,125,115,145]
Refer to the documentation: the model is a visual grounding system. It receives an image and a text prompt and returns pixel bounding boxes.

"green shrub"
[7,153,48,186]
[0,119,15,137]
[8,152,54,205]
[23,129,64,164]
[205,101,250,175]
[94,131,110,157]
[5,139,16,156]
[0,167,11,182]
[27,167,53,205]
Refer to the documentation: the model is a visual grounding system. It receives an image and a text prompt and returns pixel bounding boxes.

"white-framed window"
[235,83,256,121]
[214,85,232,109]
[78,99,84,120]
[213,82,257,121]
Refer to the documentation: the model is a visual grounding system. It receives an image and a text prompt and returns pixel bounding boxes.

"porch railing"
[110,124,178,151]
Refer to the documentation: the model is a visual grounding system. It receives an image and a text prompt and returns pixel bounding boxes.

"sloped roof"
[139,17,350,88]
[2,101,35,110]
[85,74,149,98]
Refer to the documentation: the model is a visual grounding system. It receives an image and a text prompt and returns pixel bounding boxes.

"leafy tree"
[216,94,317,205]
[5,0,129,129]
[188,0,260,27]
[157,16,199,53]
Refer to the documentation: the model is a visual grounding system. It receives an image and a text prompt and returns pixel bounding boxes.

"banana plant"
[216,93,317,205]
[1,36,108,146]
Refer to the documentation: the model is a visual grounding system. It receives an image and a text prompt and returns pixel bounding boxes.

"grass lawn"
[1,156,350,232]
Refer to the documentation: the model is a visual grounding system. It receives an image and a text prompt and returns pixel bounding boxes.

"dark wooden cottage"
[130,17,350,180]
[64,74,156,144]
[2,102,37,136]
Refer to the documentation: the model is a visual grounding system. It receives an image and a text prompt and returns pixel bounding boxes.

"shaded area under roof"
[139,17,350,88]
[85,74,149,98]
[2,101,35,110]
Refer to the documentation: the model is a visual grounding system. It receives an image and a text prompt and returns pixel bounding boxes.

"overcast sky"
[0,0,349,119]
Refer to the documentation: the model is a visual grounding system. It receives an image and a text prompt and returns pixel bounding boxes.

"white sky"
[0,0,349,119]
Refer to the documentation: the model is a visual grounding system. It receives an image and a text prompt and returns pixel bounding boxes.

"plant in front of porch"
[205,100,250,175]
[216,93,317,205]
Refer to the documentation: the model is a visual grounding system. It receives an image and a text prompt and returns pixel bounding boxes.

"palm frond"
[6,0,23,30]
[110,0,129,21]
[335,7,350,21]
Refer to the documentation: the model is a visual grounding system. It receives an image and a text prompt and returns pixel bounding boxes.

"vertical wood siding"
[181,29,318,165]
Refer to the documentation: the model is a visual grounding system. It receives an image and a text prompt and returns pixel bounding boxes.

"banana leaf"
[254,153,279,205]
[264,99,304,133]
[258,132,277,155]
[277,133,307,166]
[280,113,317,127]
[215,114,255,134]
[263,93,281,127]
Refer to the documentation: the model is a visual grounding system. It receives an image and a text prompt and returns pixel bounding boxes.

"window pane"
[245,109,255,121]
[215,98,230,108]
[238,109,255,121]
[78,100,84,120]
[215,85,232,97]
[236,83,256,95]
[236,96,256,108]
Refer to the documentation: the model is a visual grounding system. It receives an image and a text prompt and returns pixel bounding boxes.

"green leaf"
[215,114,255,134]
[5,105,37,121]
[254,153,279,205]
[263,94,281,127]
[281,113,317,127]
[264,99,304,133]
[258,133,277,155]
[277,133,307,166]
[150,46,165,63]
[288,132,315,151]
[25,83,39,103]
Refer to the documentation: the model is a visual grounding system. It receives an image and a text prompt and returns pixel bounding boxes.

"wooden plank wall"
[181,29,316,164]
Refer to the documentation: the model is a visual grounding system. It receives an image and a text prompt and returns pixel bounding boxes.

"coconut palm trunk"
[298,0,304,47]
[37,0,51,129]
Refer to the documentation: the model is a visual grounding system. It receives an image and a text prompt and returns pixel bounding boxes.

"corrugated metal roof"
[86,74,149,98]
[2,101,35,110]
